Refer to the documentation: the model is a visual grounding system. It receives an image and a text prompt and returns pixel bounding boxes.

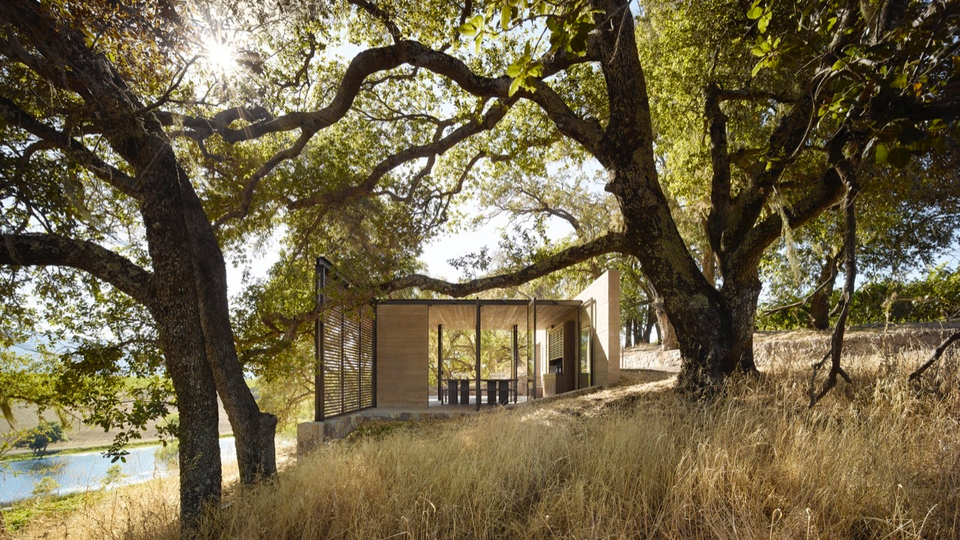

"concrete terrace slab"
[297,390,598,458]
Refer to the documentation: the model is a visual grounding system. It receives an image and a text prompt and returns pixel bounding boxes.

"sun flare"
[203,36,235,73]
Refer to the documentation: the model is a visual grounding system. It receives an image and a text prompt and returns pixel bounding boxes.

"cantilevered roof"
[377,299,581,331]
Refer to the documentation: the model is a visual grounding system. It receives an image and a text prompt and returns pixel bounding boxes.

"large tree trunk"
[670,274,761,391]
[592,0,766,391]
[721,271,762,374]
[153,310,222,534]
[135,141,275,524]
[136,149,222,531]
[614,161,756,389]
[178,183,277,483]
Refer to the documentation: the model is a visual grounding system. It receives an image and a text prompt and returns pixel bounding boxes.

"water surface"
[0,438,236,505]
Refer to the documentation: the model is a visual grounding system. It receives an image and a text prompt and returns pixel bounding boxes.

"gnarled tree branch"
[0,233,154,308]
[379,232,624,296]
[285,101,511,211]
[0,96,140,199]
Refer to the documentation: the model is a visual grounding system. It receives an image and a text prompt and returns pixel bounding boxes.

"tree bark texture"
[134,146,223,532]
[808,252,839,330]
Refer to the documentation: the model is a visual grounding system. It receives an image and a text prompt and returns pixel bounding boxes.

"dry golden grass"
[16,351,960,540]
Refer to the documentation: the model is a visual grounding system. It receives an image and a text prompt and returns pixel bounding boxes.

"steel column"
[512,324,518,403]
[437,324,443,404]
[314,257,332,422]
[576,308,581,390]
[475,300,481,411]
[532,298,537,400]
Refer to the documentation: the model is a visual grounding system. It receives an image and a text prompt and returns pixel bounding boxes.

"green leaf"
[506,61,523,78]
[874,142,888,164]
[570,26,590,55]
[509,75,522,96]
[752,58,767,77]
[472,15,484,27]
[501,4,511,30]
[832,58,846,71]
[458,22,477,37]
[758,11,771,33]
[890,71,908,89]
[747,6,763,19]
[81,28,95,47]
[887,147,912,168]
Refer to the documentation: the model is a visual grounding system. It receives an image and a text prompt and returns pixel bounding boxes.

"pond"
[0,438,237,505]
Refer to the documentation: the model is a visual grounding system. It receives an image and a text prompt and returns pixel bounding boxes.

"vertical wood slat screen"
[321,303,376,419]
[548,326,563,361]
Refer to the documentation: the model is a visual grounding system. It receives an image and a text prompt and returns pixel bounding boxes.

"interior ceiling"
[427,303,578,331]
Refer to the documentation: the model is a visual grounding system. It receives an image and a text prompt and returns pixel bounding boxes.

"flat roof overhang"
[377,299,582,331]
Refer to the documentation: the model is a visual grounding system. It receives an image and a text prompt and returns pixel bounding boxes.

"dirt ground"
[622,321,960,372]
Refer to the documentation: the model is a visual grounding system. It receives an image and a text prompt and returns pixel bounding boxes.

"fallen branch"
[908,328,960,381]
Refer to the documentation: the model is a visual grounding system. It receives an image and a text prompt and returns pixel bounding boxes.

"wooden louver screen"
[548,326,563,361]
[321,303,375,419]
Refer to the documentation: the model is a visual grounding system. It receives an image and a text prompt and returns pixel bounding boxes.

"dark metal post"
[576,307,581,390]
[512,324,518,403]
[532,299,537,400]
[315,256,332,422]
[340,308,345,415]
[437,324,443,404]
[358,305,363,407]
[475,300,481,411]
[372,306,378,408]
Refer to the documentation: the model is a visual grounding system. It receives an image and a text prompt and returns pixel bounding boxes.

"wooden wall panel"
[575,270,621,386]
[376,304,429,408]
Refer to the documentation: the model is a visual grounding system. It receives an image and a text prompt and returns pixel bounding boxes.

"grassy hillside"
[13,351,960,539]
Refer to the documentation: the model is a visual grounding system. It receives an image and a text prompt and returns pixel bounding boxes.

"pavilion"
[297,259,620,450]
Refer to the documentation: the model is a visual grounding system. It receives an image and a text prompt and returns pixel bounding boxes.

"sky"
[223,209,574,298]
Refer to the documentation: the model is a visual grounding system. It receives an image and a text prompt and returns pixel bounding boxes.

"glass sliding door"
[579,301,594,388]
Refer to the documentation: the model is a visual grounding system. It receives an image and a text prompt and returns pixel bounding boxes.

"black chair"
[447,379,459,404]
[486,380,497,404]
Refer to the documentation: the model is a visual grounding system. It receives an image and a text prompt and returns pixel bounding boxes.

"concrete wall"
[376,304,429,408]
[575,270,621,386]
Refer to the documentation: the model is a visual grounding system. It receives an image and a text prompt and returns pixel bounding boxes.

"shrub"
[31,477,59,499]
